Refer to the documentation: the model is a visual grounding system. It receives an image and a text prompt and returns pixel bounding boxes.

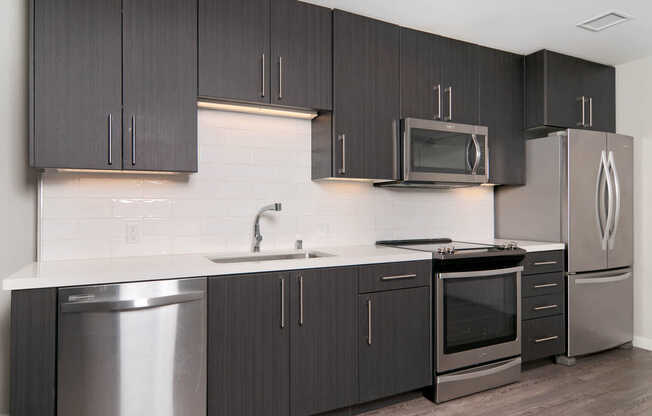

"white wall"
[0,0,37,413]
[40,110,494,260]
[616,57,652,350]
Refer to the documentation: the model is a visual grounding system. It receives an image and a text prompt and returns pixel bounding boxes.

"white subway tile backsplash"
[40,109,494,260]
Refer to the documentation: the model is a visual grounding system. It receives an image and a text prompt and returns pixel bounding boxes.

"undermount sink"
[207,251,333,264]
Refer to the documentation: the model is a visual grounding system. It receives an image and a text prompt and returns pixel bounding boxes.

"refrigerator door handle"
[607,151,621,250]
[595,151,608,249]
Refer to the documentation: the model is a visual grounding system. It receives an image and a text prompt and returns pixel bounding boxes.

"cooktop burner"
[376,238,525,265]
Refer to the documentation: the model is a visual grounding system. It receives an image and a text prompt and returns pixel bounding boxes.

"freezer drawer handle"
[380,273,417,281]
[535,336,559,344]
[576,272,632,285]
[533,283,558,289]
[533,261,557,266]
[61,291,205,313]
[533,304,558,311]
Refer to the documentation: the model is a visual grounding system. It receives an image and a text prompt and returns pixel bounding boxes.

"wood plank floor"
[360,348,652,416]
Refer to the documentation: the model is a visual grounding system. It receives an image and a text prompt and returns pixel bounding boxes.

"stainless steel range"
[377,239,526,403]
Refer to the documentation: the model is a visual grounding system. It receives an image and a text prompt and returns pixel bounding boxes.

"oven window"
[443,273,516,354]
[410,129,485,175]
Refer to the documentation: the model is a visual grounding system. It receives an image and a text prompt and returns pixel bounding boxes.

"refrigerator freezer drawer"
[568,269,633,357]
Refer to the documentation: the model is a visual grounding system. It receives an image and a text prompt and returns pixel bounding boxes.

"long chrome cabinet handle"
[280,277,286,329]
[261,53,266,97]
[299,275,304,326]
[445,86,452,121]
[367,298,372,345]
[392,120,398,180]
[533,261,557,266]
[61,291,204,313]
[577,96,586,127]
[434,84,441,120]
[381,273,417,281]
[607,151,621,250]
[535,336,559,344]
[533,283,558,289]
[131,115,136,166]
[337,134,346,174]
[588,97,593,127]
[533,304,558,311]
[278,56,283,100]
[107,113,113,166]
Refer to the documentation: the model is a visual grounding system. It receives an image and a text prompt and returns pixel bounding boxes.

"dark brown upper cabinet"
[32,0,122,170]
[31,0,198,172]
[400,28,478,125]
[478,47,525,185]
[271,0,332,110]
[526,49,615,134]
[123,0,198,172]
[199,0,332,111]
[312,10,400,181]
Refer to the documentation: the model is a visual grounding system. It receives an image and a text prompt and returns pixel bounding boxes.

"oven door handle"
[437,357,522,383]
[439,266,524,279]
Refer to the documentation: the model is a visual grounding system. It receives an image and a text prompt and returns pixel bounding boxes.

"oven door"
[402,118,488,184]
[436,266,522,373]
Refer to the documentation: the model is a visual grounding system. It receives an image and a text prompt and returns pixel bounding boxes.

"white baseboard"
[633,336,652,351]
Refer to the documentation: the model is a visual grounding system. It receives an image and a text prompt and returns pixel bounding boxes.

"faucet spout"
[252,203,282,252]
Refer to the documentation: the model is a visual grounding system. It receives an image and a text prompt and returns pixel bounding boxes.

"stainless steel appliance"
[495,129,634,361]
[375,118,488,188]
[58,278,207,416]
[377,239,525,402]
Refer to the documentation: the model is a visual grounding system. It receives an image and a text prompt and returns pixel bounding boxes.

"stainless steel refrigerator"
[495,129,633,359]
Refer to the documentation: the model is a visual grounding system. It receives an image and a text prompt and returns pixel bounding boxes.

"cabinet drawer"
[358,261,430,293]
[523,292,564,320]
[523,251,564,275]
[522,315,565,362]
[523,272,564,297]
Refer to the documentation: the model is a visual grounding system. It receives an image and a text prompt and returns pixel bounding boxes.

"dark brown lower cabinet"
[10,288,57,416]
[290,268,357,416]
[207,273,290,416]
[358,287,431,403]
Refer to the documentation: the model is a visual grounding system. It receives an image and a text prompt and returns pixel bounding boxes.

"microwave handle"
[471,134,481,174]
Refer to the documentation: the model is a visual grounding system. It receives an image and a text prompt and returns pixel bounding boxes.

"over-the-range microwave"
[376,118,489,188]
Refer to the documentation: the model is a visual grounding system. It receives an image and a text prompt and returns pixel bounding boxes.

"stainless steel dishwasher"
[58,278,206,416]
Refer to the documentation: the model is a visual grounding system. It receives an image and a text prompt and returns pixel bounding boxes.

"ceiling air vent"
[577,11,632,32]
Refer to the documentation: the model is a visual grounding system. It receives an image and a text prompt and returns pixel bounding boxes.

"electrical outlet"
[126,222,141,244]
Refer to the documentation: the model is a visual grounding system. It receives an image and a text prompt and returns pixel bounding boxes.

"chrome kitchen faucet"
[252,203,282,252]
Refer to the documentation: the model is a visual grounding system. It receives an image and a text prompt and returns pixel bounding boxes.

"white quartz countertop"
[2,245,433,291]
[493,239,565,253]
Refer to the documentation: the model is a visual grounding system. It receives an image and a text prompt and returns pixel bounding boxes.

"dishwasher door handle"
[61,291,205,313]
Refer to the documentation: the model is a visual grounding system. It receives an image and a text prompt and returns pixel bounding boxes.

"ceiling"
[302,0,652,65]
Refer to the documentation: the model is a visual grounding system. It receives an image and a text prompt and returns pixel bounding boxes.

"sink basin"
[208,251,333,264]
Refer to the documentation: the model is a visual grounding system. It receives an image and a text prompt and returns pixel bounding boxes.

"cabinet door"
[271,0,332,110]
[208,273,290,416]
[333,10,400,180]
[32,0,122,169]
[291,268,357,416]
[123,0,198,172]
[400,28,446,120]
[545,51,585,129]
[359,287,431,403]
[199,0,270,103]
[478,47,525,185]
[583,62,616,132]
[441,38,479,124]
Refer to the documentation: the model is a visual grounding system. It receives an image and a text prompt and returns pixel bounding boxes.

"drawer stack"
[521,250,566,362]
